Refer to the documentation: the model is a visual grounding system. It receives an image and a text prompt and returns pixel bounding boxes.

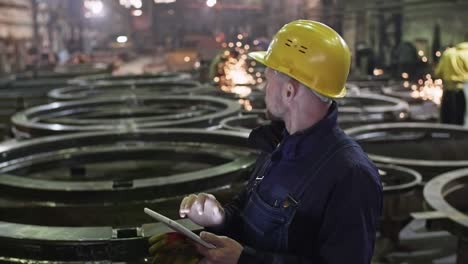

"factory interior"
[0,0,468,263]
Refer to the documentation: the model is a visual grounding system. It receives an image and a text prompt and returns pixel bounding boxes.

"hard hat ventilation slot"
[299,45,308,54]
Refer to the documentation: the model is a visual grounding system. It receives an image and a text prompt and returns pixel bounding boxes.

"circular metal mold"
[337,94,409,128]
[11,95,241,138]
[345,123,468,180]
[423,168,468,235]
[0,65,112,126]
[220,112,268,133]
[195,85,266,111]
[0,129,254,206]
[378,163,423,244]
[379,163,422,193]
[48,80,208,101]
[0,219,199,263]
[70,72,192,86]
[346,80,389,91]
[0,129,255,261]
[422,168,468,263]
[15,63,111,80]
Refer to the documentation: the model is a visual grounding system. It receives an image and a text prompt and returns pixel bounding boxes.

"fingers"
[148,234,166,245]
[200,231,225,247]
[195,193,212,215]
[179,193,217,218]
[180,194,197,217]
[148,238,167,255]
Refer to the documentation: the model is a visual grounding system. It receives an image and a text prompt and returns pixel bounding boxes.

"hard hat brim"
[248,51,267,65]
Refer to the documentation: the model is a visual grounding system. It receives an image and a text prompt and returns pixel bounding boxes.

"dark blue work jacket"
[212,102,383,263]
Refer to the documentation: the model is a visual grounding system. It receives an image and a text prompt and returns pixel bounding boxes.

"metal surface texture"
[346,79,389,91]
[412,168,468,264]
[15,63,111,80]
[0,219,200,263]
[378,163,423,245]
[379,163,422,193]
[69,72,192,86]
[0,64,114,131]
[11,95,241,138]
[48,80,209,101]
[345,123,468,180]
[418,168,468,235]
[0,129,254,201]
[0,129,255,262]
[337,94,409,128]
[219,111,267,133]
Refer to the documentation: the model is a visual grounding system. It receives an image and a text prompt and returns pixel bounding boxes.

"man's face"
[264,68,286,121]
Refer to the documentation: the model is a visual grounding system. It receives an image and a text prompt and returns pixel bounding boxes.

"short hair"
[272,69,332,104]
[308,88,332,104]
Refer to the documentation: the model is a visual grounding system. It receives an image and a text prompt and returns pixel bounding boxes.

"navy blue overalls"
[240,127,358,252]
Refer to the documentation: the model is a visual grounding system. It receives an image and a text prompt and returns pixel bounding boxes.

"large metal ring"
[0,129,256,262]
[345,122,468,180]
[12,95,241,138]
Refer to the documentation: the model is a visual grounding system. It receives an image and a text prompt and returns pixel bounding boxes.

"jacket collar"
[279,101,339,159]
[248,101,339,158]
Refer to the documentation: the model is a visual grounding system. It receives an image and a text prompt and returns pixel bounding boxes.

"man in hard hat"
[150,20,382,263]
[436,42,468,126]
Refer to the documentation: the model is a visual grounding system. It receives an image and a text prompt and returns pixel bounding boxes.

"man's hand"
[194,231,243,264]
[179,193,225,227]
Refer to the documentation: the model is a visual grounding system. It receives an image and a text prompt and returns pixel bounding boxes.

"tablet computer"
[144,207,216,249]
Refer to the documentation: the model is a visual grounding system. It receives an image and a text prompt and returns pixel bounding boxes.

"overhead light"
[206,0,216,7]
[119,0,142,9]
[116,36,128,43]
[84,0,104,18]
[154,0,176,3]
[132,9,143,16]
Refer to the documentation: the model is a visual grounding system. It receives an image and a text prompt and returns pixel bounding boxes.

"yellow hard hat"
[435,42,468,85]
[249,20,351,98]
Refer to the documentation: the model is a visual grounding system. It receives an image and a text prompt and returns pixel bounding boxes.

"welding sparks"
[212,37,265,110]
[406,74,443,105]
[373,68,384,76]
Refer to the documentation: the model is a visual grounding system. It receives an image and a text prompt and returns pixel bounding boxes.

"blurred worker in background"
[149,20,382,264]
[436,42,468,126]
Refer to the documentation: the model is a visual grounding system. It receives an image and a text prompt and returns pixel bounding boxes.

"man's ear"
[283,80,299,103]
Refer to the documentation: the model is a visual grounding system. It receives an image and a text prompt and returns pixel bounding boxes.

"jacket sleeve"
[206,151,271,240]
[205,187,248,241]
[316,164,382,263]
[238,164,383,264]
